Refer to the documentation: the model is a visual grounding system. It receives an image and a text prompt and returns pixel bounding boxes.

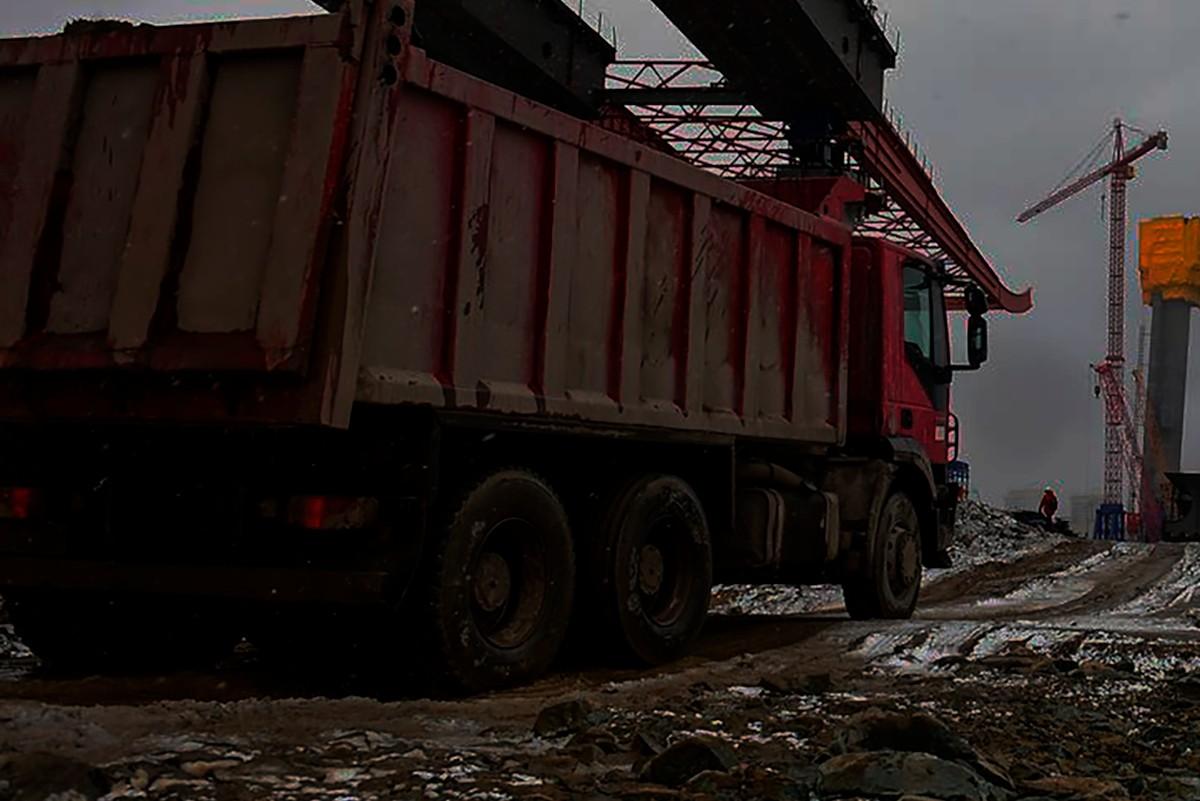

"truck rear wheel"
[425,470,575,692]
[842,490,923,620]
[588,475,712,665]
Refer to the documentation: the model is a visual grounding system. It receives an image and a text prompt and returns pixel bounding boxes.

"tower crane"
[1018,120,1168,539]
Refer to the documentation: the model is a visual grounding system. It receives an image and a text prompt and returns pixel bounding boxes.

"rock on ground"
[818,750,1009,801]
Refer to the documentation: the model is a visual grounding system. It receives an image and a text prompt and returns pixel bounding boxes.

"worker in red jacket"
[1039,487,1059,525]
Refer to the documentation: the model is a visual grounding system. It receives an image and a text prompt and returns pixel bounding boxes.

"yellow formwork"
[1140,216,1200,306]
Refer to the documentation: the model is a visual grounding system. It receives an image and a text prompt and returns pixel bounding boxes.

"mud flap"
[932,483,960,568]
[822,491,841,563]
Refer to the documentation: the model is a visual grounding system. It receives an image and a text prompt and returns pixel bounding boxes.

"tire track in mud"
[922,543,1184,624]
[918,540,1107,609]
[845,542,1200,676]
[1020,543,1184,621]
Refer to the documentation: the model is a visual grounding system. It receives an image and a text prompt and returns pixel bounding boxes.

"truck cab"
[851,237,988,458]
[844,237,989,568]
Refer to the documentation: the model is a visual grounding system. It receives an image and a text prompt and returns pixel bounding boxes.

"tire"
[424,470,575,692]
[588,475,712,665]
[842,490,923,620]
[7,595,238,673]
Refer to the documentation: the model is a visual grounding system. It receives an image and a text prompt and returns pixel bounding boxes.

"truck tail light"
[0,487,40,520]
[286,496,380,531]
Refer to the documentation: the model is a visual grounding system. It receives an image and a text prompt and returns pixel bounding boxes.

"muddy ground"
[2,505,1200,801]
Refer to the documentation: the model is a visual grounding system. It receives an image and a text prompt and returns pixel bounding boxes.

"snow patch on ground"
[710,584,843,617]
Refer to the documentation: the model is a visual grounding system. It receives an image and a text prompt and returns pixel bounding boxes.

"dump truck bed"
[0,4,850,444]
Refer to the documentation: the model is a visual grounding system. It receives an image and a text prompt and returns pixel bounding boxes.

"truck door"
[888,260,951,463]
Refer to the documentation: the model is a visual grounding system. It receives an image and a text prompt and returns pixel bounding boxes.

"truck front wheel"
[588,475,712,665]
[425,470,575,692]
[842,490,923,620]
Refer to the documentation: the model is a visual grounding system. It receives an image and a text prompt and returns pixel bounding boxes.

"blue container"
[1093,503,1126,541]
[947,461,970,497]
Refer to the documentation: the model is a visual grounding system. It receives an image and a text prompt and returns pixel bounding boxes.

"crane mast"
[1106,122,1130,507]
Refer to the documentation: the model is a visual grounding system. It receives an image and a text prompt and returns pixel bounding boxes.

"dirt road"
[2,533,1200,800]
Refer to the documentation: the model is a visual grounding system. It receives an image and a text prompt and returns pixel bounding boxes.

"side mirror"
[965,286,989,317]
[968,314,989,369]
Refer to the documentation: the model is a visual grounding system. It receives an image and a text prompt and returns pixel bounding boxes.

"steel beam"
[645,0,895,121]
[415,0,615,117]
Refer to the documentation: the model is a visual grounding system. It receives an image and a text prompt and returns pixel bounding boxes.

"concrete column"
[1146,295,1193,485]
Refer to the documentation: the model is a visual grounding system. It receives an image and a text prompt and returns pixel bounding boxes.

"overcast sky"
[4,0,1199,511]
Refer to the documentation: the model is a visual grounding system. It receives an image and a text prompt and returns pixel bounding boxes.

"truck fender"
[883,437,944,564]
[822,458,896,575]
[823,440,940,575]
[883,438,938,496]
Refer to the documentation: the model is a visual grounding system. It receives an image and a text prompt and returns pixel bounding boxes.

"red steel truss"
[605,60,1032,314]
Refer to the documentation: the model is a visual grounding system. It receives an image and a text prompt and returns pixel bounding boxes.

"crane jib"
[1017,130,1169,224]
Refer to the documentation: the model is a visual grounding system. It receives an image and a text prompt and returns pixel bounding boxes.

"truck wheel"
[842,490,923,620]
[589,475,712,665]
[425,470,574,692]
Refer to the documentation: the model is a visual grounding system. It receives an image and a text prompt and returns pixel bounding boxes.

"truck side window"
[904,260,952,411]
[903,264,933,362]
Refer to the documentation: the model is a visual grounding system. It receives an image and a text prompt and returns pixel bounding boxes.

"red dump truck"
[0,1,1000,689]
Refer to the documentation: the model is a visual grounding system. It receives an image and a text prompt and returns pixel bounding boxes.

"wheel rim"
[883,502,921,601]
[635,516,695,627]
[473,552,513,614]
[638,544,665,595]
[470,518,547,649]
